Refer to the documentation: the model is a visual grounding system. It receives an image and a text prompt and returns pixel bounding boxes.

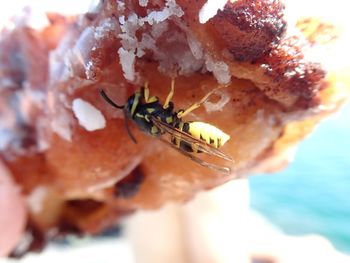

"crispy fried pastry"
[0,0,349,252]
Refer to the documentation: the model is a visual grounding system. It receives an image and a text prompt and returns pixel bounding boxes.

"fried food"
[0,0,349,253]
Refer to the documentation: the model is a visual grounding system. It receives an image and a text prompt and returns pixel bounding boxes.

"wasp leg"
[142,81,150,102]
[177,86,223,118]
[141,81,159,104]
[163,79,175,109]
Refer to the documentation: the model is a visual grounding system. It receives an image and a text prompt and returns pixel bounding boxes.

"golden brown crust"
[212,0,287,61]
[177,0,327,108]
[0,0,349,250]
[256,35,326,109]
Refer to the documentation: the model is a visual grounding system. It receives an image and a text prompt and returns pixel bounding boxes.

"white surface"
[26,187,48,214]
[72,99,106,132]
[198,0,228,24]
[0,238,134,263]
[0,0,92,29]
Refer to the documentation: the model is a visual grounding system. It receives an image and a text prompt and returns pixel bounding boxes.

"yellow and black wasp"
[100,80,233,174]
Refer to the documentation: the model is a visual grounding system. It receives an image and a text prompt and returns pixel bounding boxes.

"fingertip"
[0,162,27,257]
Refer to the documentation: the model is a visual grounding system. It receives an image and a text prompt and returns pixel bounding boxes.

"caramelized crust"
[0,0,348,250]
[177,0,326,108]
[256,35,326,109]
[212,0,287,62]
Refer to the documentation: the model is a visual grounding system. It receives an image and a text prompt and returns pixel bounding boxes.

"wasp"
[100,80,233,174]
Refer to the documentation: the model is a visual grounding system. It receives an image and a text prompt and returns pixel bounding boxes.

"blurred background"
[0,0,349,262]
[250,103,350,254]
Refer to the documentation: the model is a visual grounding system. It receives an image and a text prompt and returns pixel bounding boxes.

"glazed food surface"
[0,0,349,242]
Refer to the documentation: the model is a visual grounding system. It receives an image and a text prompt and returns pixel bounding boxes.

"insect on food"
[100,80,233,174]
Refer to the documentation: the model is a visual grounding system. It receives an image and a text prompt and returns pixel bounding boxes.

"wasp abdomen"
[174,121,230,152]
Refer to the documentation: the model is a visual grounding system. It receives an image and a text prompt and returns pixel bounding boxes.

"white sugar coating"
[139,0,148,7]
[142,0,184,25]
[199,0,228,24]
[137,33,157,57]
[151,20,169,38]
[51,112,72,141]
[140,33,157,50]
[118,47,136,81]
[72,98,106,131]
[119,34,138,51]
[117,0,186,80]
[120,13,139,35]
[116,0,231,83]
[205,56,231,84]
[175,50,204,75]
[118,13,139,81]
[166,0,184,17]
[146,9,172,25]
[204,90,230,113]
[117,0,126,12]
[187,33,204,60]
[119,15,125,25]
[74,27,95,66]
[94,18,119,39]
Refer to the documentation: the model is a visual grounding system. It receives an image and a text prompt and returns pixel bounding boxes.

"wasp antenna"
[124,115,137,144]
[100,89,124,109]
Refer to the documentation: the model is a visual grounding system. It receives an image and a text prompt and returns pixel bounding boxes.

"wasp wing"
[158,137,231,175]
[151,116,233,162]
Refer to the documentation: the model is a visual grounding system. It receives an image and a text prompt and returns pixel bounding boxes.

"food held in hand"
[0,0,348,253]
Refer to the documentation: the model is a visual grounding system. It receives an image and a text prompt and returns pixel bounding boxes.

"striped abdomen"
[173,121,230,152]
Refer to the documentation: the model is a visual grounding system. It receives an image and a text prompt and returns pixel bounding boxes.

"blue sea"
[249,103,350,254]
